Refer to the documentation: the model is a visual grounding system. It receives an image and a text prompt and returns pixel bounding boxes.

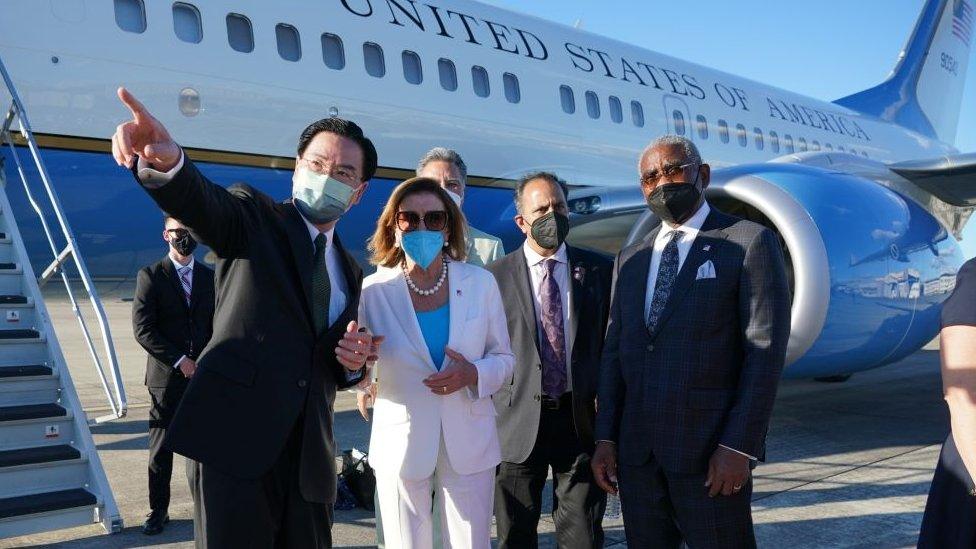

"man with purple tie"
[488,173,613,548]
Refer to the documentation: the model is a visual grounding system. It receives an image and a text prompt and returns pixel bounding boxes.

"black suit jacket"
[136,157,365,504]
[595,208,791,474]
[133,256,215,389]
[488,245,613,463]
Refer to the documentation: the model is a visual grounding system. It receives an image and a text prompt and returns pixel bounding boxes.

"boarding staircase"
[0,57,124,537]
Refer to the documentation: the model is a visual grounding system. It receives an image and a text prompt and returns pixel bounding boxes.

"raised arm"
[112,87,249,256]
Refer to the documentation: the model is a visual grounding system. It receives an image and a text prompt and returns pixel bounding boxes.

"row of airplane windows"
[672,110,870,157]
[113,0,522,103]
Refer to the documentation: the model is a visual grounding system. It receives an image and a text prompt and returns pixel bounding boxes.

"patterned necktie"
[539,259,567,398]
[312,233,332,335]
[178,266,192,306]
[646,230,682,332]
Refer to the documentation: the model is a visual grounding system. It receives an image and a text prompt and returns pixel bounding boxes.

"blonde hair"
[368,177,468,267]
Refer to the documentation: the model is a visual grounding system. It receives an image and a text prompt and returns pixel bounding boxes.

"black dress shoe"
[142,511,170,535]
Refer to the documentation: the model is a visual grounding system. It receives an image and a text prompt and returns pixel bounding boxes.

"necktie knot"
[666,230,682,244]
[543,258,558,277]
[314,233,328,253]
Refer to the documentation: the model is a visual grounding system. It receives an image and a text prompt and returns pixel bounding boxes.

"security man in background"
[132,215,214,535]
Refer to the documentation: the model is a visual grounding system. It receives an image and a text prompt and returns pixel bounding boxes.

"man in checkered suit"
[592,135,791,548]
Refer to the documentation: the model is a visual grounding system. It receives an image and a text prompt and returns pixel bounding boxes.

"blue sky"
[484,0,976,257]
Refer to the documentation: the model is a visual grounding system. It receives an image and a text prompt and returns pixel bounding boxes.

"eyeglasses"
[640,162,698,187]
[396,210,448,232]
[298,156,359,184]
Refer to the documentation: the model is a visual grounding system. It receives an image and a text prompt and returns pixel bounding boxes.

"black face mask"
[530,211,570,250]
[646,177,703,225]
[170,229,198,256]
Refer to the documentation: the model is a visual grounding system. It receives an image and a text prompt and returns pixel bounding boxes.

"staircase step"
[0,488,96,520]
[0,365,52,379]
[0,329,40,340]
[0,295,28,304]
[0,445,79,469]
[0,403,66,423]
[0,263,16,270]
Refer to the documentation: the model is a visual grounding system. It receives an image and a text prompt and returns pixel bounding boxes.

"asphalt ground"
[0,289,949,548]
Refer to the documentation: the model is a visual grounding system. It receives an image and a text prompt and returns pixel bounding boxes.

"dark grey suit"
[595,207,791,548]
[489,246,612,549]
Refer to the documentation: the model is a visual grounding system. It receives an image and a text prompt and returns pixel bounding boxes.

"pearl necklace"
[404,257,448,296]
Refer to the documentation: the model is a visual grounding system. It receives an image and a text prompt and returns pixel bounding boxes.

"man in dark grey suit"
[488,172,612,549]
[592,135,791,548]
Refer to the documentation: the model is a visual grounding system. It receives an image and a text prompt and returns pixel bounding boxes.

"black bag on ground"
[338,448,376,511]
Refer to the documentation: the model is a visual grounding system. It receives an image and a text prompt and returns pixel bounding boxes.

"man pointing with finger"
[113,87,377,548]
[592,135,790,548]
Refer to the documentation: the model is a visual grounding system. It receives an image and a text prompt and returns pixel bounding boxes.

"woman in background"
[359,177,514,549]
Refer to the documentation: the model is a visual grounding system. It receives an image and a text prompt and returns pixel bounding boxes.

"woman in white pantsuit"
[360,177,514,549]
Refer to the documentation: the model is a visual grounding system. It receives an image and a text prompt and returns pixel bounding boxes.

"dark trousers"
[495,393,606,549]
[197,414,333,549]
[148,384,187,515]
[617,452,755,549]
[918,434,976,548]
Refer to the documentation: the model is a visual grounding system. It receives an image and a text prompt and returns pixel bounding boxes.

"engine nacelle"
[569,161,966,378]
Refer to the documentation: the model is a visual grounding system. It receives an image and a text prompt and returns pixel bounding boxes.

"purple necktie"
[178,266,192,306]
[539,259,567,398]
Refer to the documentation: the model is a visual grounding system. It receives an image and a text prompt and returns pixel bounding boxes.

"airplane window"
[586,91,600,119]
[735,123,747,147]
[503,73,521,104]
[438,59,457,91]
[862,151,869,158]
[115,0,146,33]
[364,42,386,78]
[631,100,644,127]
[560,85,575,114]
[402,51,422,85]
[783,134,794,153]
[769,130,780,153]
[276,24,301,61]
[718,119,730,143]
[608,96,623,123]
[811,140,821,151]
[673,110,686,135]
[824,143,834,151]
[173,3,202,43]
[797,137,808,151]
[472,66,490,97]
[838,145,846,152]
[321,33,345,70]
[696,115,708,139]
[226,14,254,53]
[753,127,764,150]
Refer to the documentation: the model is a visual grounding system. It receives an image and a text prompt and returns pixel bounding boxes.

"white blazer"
[360,261,514,480]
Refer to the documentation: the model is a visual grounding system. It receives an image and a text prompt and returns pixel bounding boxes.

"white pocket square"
[696,260,717,280]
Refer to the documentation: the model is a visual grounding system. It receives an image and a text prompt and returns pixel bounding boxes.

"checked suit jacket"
[595,207,791,473]
[135,157,365,504]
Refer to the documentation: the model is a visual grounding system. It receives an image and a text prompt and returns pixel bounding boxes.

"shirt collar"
[297,204,336,251]
[522,241,568,267]
[656,200,711,243]
[169,254,194,272]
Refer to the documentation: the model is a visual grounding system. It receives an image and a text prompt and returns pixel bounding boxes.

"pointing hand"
[111,87,181,171]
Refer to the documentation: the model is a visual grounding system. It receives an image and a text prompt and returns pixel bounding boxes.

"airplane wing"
[889,152,976,206]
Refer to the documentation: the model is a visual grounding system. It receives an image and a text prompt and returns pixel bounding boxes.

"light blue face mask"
[292,166,357,224]
[400,230,444,269]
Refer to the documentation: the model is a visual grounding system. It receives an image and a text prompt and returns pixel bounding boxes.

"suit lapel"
[188,264,210,313]
[509,253,539,348]
[445,261,472,370]
[566,248,583,347]
[649,212,729,341]
[282,203,315,326]
[381,269,436,370]
[160,256,189,312]
[315,234,362,344]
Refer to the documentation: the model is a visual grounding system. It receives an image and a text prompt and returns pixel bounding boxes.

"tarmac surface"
[0,288,950,548]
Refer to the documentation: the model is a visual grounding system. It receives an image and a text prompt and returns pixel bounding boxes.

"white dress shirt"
[640,200,755,461]
[169,254,194,370]
[522,242,573,391]
[297,210,349,328]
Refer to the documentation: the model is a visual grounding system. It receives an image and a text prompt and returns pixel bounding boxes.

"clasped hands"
[591,442,750,498]
[335,321,384,372]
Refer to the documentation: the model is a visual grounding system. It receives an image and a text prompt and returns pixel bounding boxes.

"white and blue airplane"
[0,0,973,379]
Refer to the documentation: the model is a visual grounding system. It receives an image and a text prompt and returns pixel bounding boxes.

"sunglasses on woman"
[396,210,448,232]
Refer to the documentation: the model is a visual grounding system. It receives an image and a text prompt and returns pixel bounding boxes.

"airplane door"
[662,95,693,140]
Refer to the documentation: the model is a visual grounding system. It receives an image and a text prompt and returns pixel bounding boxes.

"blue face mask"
[400,230,444,269]
[292,166,357,224]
